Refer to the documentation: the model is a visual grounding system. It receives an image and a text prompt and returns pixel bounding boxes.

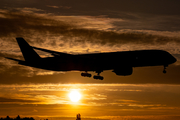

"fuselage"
[19,50,177,72]
[7,37,177,80]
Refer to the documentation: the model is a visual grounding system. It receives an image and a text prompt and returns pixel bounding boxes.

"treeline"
[0,115,34,120]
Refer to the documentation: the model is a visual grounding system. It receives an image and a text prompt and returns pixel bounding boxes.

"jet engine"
[113,67,133,76]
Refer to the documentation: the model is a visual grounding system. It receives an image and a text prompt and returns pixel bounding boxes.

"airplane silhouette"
[6,38,177,80]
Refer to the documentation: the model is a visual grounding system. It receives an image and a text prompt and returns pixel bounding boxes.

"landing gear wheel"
[81,73,92,77]
[163,70,166,74]
[163,65,167,74]
[93,75,104,80]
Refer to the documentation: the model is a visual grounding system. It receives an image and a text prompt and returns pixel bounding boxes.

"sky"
[0,0,180,120]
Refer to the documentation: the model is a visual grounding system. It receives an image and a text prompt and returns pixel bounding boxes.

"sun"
[68,90,81,102]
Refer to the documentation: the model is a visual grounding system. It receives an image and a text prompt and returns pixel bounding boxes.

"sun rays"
[68,89,82,102]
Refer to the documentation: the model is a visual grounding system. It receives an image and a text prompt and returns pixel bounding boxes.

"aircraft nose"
[170,55,177,64]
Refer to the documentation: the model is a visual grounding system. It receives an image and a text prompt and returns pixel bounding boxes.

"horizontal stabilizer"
[5,57,24,62]
[5,57,29,66]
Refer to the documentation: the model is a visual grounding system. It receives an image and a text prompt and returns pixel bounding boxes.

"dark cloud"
[0,97,39,103]
[0,9,180,46]
[1,0,179,32]
[1,0,180,16]
[46,5,71,9]
[1,0,180,32]
[111,14,180,31]
[0,10,74,38]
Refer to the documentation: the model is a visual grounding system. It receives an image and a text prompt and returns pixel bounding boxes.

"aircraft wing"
[32,46,72,57]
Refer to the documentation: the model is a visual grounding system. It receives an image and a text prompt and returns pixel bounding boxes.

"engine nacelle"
[113,67,133,76]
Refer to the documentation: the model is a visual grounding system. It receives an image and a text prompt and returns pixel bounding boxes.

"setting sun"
[68,90,81,102]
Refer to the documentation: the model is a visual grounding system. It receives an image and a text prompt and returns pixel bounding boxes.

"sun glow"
[68,90,81,102]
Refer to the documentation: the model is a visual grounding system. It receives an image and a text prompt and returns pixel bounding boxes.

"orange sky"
[0,0,180,120]
[0,84,180,120]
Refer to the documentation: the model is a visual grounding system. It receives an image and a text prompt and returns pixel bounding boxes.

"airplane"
[6,37,177,80]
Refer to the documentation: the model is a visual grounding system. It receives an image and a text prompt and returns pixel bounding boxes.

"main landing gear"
[93,75,104,80]
[81,71,104,80]
[163,65,168,74]
[93,70,104,80]
[81,72,92,77]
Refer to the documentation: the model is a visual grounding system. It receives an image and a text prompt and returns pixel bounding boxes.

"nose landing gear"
[163,65,168,74]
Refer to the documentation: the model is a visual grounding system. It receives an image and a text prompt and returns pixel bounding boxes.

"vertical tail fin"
[16,37,41,61]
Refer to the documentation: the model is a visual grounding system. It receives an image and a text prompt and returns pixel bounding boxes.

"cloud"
[0,8,180,46]
[0,97,38,103]
[1,8,180,55]
[46,5,71,9]
[15,7,44,13]
[1,83,180,118]
[0,8,180,79]
[47,5,60,9]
